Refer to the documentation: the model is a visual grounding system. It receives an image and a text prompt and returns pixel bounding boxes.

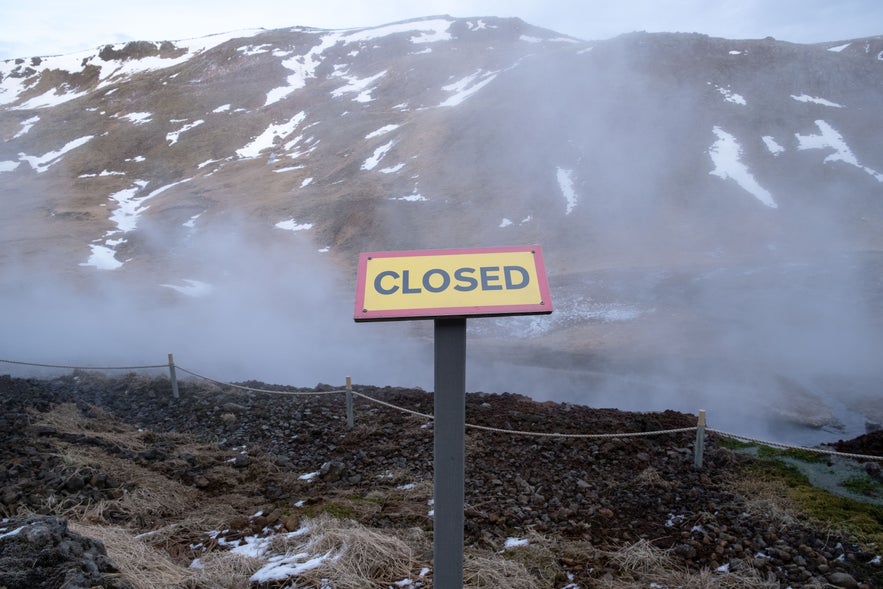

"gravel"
[1,371,881,588]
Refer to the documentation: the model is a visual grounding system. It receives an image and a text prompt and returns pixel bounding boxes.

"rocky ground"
[1,371,882,588]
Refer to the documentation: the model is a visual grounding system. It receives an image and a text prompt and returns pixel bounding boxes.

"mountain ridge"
[1,16,882,442]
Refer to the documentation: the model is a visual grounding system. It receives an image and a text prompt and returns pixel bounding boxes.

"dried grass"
[600,539,779,589]
[72,522,263,589]
[607,538,675,575]
[284,514,424,589]
[462,551,540,589]
[728,475,802,530]
[30,402,155,452]
[634,465,673,488]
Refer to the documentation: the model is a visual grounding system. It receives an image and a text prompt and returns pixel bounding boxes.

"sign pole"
[433,316,467,588]
[353,245,553,588]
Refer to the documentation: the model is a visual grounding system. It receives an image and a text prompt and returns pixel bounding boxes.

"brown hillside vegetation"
[1,371,882,588]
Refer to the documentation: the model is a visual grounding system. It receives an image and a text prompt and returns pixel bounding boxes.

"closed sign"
[354,246,552,321]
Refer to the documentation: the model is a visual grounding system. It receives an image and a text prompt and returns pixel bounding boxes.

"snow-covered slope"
[1,17,881,440]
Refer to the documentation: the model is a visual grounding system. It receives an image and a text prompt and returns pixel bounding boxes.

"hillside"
[1,17,882,441]
[2,372,882,588]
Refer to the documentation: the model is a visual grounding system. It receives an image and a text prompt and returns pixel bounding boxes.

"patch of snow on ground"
[439,70,499,107]
[18,136,94,173]
[79,244,123,270]
[556,167,578,214]
[708,126,777,208]
[266,34,342,105]
[380,163,405,174]
[78,170,126,178]
[12,86,87,109]
[714,85,746,105]
[110,179,189,233]
[361,140,395,171]
[790,94,844,108]
[828,43,851,52]
[504,537,529,548]
[236,112,307,159]
[762,136,785,156]
[275,219,313,232]
[239,44,272,56]
[796,119,883,182]
[365,124,400,139]
[250,550,336,584]
[499,218,513,228]
[391,193,428,202]
[0,161,20,173]
[300,177,313,187]
[342,18,454,44]
[160,279,213,297]
[14,115,39,137]
[183,213,202,228]
[166,119,204,145]
[121,112,152,125]
[332,70,387,102]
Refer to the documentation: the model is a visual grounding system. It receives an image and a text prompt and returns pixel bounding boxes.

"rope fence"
[3,355,882,465]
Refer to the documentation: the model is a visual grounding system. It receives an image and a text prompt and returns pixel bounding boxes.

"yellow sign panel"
[354,246,552,321]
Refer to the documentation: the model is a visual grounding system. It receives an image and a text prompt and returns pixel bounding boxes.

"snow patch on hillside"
[556,167,578,214]
[121,112,152,125]
[14,115,39,137]
[167,119,204,145]
[331,70,387,102]
[708,127,777,208]
[275,219,313,232]
[796,120,883,182]
[161,279,214,297]
[713,84,746,105]
[18,136,94,173]
[362,140,395,170]
[237,112,307,159]
[439,70,499,107]
[365,124,400,139]
[265,19,454,105]
[791,94,843,108]
[762,136,785,156]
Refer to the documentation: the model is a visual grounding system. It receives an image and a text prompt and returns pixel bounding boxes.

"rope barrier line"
[3,356,882,456]
[351,391,434,420]
[175,365,347,396]
[708,429,883,462]
[351,390,697,439]
[464,423,698,438]
[0,358,168,370]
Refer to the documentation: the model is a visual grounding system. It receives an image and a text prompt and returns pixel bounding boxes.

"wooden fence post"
[694,409,706,468]
[168,353,179,399]
[345,376,354,429]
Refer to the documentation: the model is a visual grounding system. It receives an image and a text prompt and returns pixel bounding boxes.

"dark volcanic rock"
[1,372,881,587]
[0,515,133,589]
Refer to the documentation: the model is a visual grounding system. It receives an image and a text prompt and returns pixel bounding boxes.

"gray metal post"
[167,353,179,399]
[694,409,706,468]
[433,317,467,589]
[345,376,354,429]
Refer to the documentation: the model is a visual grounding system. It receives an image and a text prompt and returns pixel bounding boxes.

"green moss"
[716,436,755,451]
[742,460,883,547]
[841,476,883,498]
[755,445,826,463]
[320,502,357,519]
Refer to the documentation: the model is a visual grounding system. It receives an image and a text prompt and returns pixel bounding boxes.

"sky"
[1,0,882,61]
